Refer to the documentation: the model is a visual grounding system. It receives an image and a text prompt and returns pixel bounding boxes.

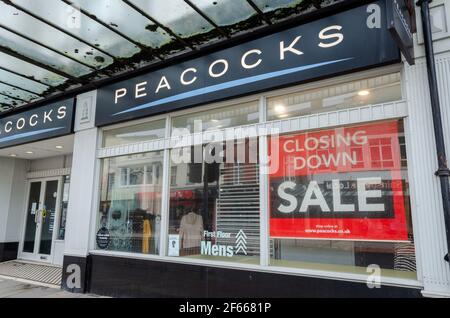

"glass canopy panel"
[0,51,67,87]
[0,0,349,115]
[0,69,49,95]
[0,82,40,101]
[0,27,93,77]
[190,0,258,27]
[0,94,26,108]
[69,0,174,49]
[128,0,215,38]
[0,1,113,69]
[0,105,12,112]
[12,0,141,59]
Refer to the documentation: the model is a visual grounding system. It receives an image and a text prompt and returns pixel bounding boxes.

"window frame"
[101,114,168,149]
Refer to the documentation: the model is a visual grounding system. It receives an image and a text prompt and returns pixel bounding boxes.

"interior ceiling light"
[25,151,34,154]
[358,90,370,96]
[274,105,286,113]
[56,145,64,149]
[9,154,17,157]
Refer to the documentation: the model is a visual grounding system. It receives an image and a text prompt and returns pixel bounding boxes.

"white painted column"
[0,157,27,262]
[0,158,27,243]
[403,0,450,298]
[63,90,98,258]
[5,159,28,243]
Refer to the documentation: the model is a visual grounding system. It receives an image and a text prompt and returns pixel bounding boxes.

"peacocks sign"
[96,0,401,127]
[0,98,74,149]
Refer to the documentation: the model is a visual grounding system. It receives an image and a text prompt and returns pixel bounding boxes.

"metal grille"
[0,261,62,286]
[216,163,260,256]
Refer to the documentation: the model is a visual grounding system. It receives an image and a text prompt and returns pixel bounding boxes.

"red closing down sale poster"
[268,120,409,242]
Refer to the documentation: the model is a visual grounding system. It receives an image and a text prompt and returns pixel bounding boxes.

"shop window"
[57,175,70,240]
[170,166,177,186]
[129,166,145,185]
[103,119,166,147]
[267,73,402,121]
[268,120,416,279]
[167,139,260,264]
[172,101,259,134]
[96,151,164,255]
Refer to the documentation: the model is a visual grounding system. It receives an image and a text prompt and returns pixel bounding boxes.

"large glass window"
[267,73,402,120]
[103,119,166,147]
[168,139,260,264]
[268,120,416,279]
[96,152,164,255]
[95,69,418,283]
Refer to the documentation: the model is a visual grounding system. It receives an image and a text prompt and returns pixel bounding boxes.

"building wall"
[0,158,17,243]
[28,155,72,172]
[5,159,28,243]
[0,158,27,261]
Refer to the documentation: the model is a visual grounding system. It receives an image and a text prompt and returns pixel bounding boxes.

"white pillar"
[63,129,98,256]
[62,90,98,292]
[404,3,450,294]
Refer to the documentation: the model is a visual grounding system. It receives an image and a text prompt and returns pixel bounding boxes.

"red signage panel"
[269,121,408,241]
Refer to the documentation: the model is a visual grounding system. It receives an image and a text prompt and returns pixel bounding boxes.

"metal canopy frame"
[0,0,413,115]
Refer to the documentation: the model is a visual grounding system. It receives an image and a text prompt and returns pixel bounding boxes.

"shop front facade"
[1,0,450,298]
[0,98,75,266]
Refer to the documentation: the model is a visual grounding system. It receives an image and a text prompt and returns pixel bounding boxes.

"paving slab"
[0,279,40,298]
[0,277,102,298]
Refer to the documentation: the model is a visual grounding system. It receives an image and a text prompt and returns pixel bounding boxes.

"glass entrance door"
[21,177,61,262]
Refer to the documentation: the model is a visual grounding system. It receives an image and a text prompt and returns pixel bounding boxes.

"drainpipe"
[417,0,450,263]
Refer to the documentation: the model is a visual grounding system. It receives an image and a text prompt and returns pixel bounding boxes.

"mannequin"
[179,209,204,256]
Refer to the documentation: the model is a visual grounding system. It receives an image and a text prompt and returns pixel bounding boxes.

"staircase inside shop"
[215,163,260,256]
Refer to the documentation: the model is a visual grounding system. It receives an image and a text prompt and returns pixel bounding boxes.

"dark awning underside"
[0,0,352,114]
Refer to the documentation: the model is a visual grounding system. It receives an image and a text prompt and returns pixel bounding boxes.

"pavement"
[0,276,104,298]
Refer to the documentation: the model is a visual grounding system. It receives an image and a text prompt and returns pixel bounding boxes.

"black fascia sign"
[96,0,400,127]
[386,0,415,65]
[0,98,75,149]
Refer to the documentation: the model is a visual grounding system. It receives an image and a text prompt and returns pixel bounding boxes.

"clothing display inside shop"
[394,236,416,272]
[179,211,204,256]
[142,216,152,254]
[168,142,261,262]
[128,208,157,254]
[103,207,159,255]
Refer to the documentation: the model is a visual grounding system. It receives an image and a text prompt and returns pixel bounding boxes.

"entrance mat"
[0,261,61,286]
